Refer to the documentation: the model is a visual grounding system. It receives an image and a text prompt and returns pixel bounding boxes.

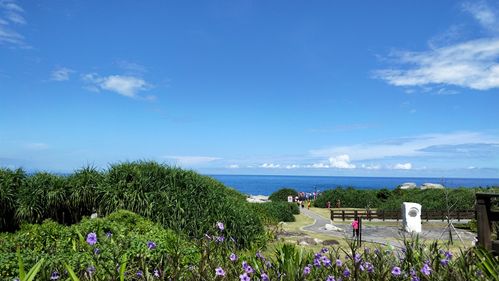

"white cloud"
[375,38,499,90]
[285,164,300,169]
[163,155,221,166]
[392,163,412,170]
[361,163,381,170]
[311,131,499,161]
[51,67,73,81]
[227,164,240,169]
[0,0,28,47]
[82,73,151,98]
[259,163,281,169]
[375,2,499,91]
[462,1,498,31]
[328,154,356,169]
[306,163,330,169]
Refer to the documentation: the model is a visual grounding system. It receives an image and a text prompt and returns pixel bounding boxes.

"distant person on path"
[336,199,341,208]
[352,217,359,238]
[307,200,311,210]
[327,201,331,209]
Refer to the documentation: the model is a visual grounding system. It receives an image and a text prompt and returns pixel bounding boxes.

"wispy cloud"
[375,1,499,91]
[0,0,28,47]
[51,67,73,81]
[82,73,152,98]
[163,155,221,166]
[392,163,412,170]
[259,163,281,169]
[462,1,498,31]
[310,131,499,162]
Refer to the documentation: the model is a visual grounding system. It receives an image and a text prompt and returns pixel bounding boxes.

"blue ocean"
[209,175,499,196]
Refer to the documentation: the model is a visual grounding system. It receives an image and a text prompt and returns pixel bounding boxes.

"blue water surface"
[209,175,499,196]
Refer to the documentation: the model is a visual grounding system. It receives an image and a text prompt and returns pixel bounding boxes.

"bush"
[0,168,25,232]
[269,188,298,202]
[315,187,380,209]
[250,202,298,224]
[0,210,198,280]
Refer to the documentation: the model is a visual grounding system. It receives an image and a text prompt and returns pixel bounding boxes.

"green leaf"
[16,246,26,280]
[24,258,44,281]
[64,262,81,281]
[119,254,128,281]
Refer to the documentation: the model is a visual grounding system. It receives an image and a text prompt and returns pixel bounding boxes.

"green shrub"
[0,168,25,232]
[250,202,297,224]
[97,161,264,248]
[269,188,298,202]
[315,187,380,209]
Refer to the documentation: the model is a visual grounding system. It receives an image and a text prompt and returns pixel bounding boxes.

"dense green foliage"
[268,188,298,202]
[0,210,198,280]
[1,211,497,280]
[315,187,498,210]
[0,162,264,248]
[250,202,299,224]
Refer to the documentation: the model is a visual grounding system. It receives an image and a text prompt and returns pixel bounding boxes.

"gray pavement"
[299,207,476,247]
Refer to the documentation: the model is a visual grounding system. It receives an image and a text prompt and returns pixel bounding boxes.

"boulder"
[399,182,417,190]
[325,224,343,232]
[322,239,340,245]
[420,183,445,190]
[297,237,318,245]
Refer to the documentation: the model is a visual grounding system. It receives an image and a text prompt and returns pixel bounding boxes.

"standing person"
[352,217,359,238]
[307,200,311,210]
[327,201,331,209]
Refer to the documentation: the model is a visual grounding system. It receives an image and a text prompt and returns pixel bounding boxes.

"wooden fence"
[476,193,499,255]
[330,209,475,222]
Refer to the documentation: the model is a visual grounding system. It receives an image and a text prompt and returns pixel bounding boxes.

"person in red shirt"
[352,217,359,238]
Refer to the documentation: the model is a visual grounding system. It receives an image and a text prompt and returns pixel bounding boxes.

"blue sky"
[1,0,498,177]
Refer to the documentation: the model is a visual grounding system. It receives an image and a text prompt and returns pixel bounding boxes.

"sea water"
[209,174,499,196]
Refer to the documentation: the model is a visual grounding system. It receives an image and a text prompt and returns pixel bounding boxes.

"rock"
[246,195,270,203]
[420,183,445,190]
[322,239,340,245]
[399,182,417,190]
[325,224,343,231]
[314,238,323,244]
[297,237,318,245]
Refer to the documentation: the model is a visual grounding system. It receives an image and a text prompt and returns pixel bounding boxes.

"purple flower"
[391,266,401,276]
[354,253,362,263]
[86,266,96,275]
[326,276,335,281]
[216,221,225,231]
[364,262,374,273]
[147,241,157,250]
[476,270,483,277]
[242,261,248,269]
[86,232,97,245]
[421,263,432,276]
[215,236,225,243]
[153,269,160,278]
[265,260,272,268]
[343,268,351,278]
[93,248,100,255]
[321,247,329,253]
[336,259,342,267]
[411,277,420,281]
[314,258,321,268]
[13,278,20,281]
[303,266,311,275]
[215,267,225,277]
[374,248,380,255]
[315,253,322,259]
[359,264,365,272]
[106,231,112,238]
[364,247,370,254]
[230,253,238,262]
[261,273,269,281]
[50,272,60,280]
[321,256,331,267]
[409,268,416,276]
[137,270,143,277]
[440,259,449,266]
[445,251,453,260]
[245,265,254,274]
[239,273,251,281]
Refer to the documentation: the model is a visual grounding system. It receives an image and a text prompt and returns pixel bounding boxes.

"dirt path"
[299,207,476,248]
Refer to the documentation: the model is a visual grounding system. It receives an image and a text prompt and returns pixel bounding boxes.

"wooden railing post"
[457,210,460,222]
[342,210,345,221]
[476,196,492,250]
[382,210,385,221]
[331,210,334,221]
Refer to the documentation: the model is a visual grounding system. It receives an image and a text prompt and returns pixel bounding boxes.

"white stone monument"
[402,202,422,233]
[287,196,294,203]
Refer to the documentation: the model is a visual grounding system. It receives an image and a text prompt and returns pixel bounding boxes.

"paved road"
[299,207,475,247]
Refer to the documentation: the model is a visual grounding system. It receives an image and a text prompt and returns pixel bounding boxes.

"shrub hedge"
[0,162,265,249]
[268,188,298,202]
[250,202,299,224]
